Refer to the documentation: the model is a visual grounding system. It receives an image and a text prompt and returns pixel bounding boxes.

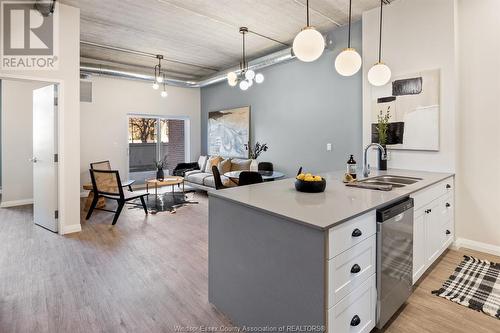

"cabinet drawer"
[437,194,454,222]
[328,235,376,307]
[329,211,376,258]
[328,274,376,333]
[412,177,454,210]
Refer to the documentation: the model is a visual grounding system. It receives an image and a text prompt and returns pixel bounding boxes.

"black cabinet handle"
[352,229,362,237]
[350,315,361,327]
[446,203,451,208]
[446,184,451,189]
[446,229,451,235]
[425,209,432,214]
[351,264,361,274]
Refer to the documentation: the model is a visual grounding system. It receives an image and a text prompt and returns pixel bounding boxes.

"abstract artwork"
[371,69,440,151]
[208,106,250,158]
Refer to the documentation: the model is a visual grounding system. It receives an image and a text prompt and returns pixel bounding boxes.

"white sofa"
[184,156,252,191]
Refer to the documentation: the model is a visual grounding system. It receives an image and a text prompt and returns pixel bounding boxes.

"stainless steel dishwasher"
[376,197,414,329]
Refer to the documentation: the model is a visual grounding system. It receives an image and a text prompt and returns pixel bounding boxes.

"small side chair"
[86,169,148,225]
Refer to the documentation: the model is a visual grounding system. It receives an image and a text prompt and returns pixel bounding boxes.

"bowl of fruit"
[295,171,326,193]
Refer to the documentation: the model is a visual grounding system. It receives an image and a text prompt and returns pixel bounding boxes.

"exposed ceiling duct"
[80,47,295,88]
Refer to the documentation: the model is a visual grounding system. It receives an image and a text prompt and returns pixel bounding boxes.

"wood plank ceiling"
[60,0,389,80]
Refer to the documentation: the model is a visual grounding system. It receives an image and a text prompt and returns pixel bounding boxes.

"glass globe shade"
[255,73,264,84]
[368,62,392,86]
[335,48,362,76]
[227,71,237,86]
[292,27,325,62]
[239,80,249,91]
[161,90,168,98]
[245,70,255,80]
[157,76,163,83]
[152,82,159,90]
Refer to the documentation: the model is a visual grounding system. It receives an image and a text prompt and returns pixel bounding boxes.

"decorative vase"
[156,168,164,181]
[250,159,258,171]
[378,145,388,171]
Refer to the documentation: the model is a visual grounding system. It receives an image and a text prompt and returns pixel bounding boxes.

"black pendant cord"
[306,0,310,26]
[378,0,383,63]
[348,0,352,48]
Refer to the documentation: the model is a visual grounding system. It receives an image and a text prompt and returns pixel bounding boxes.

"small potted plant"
[376,106,391,170]
[155,157,166,181]
[244,142,269,171]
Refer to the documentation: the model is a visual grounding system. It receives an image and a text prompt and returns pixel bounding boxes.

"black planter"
[156,168,164,181]
[378,145,388,171]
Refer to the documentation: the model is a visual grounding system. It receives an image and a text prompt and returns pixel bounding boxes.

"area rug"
[432,255,500,320]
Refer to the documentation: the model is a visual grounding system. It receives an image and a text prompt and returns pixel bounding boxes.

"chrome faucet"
[363,143,386,177]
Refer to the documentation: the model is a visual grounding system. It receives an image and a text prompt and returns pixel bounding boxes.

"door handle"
[351,264,361,274]
[351,228,362,237]
[350,315,361,326]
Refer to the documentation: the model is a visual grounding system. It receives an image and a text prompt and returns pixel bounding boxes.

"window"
[128,116,189,183]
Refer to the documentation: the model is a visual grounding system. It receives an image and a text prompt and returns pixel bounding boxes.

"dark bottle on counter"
[347,155,357,179]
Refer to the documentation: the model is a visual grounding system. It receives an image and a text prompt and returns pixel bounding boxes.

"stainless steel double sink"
[358,175,422,188]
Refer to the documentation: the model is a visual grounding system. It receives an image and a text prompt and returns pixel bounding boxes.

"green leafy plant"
[377,106,391,145]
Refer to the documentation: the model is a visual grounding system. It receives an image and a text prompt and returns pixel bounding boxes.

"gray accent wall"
[201,21,363,176]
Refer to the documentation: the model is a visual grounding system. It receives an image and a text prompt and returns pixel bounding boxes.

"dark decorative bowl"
[295,178,327,193]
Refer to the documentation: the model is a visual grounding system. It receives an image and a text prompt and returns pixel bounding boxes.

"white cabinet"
[411,177,455,284]
[412,208,426,284]
[327,211,377,333]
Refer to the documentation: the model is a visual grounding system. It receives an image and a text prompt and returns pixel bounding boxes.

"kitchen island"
[208,169,455,332]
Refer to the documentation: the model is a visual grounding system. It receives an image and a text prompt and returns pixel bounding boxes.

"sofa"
[184,155,253,191]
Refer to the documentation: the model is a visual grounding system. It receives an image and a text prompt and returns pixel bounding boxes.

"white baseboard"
[0,198,34,208]
[61,223,82,235]
[453,238,500,257]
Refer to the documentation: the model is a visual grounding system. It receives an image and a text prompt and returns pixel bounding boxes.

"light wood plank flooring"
[0,194,498,332]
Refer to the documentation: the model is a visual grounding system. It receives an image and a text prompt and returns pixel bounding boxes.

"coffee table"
[145,177,197,213]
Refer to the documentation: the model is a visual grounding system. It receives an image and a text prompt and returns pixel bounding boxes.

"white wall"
[455,0,500,251]
[1,80,49,206]
[0,3,81,234]
[362,0,457,172]
[80,76,201,187]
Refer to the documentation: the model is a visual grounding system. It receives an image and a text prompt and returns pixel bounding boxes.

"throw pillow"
[204,156,223,173]
[218,158,232,175]
[230,158,252,171]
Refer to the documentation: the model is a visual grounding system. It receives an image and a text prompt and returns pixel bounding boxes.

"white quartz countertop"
[208,169,454,230]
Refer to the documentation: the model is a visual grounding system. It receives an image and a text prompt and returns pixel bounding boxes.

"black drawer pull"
[446,229,451,235]
[425,209,432,214]
[446,203,451,208]
[446,184,451,189]
[350,315,361,327]
[351,264,361,274]
[352,228,362,237]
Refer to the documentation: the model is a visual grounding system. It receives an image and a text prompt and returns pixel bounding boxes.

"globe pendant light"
[226,27,265,90]
[293,0,325,62]
[368,0,391,86]
[335,0,362,76]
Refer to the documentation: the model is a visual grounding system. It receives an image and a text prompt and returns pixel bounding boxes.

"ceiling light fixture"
[368,0,391,86]
[335,0,362,76]
[152,54,169,97]
[293,0,325,62]
[226,27,265,91]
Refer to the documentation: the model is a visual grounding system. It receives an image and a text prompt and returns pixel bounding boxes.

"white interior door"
[32,85,58,232]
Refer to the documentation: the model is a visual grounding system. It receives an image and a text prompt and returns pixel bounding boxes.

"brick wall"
[162,119,185,171]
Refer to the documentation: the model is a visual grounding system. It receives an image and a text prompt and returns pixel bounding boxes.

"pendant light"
[335,0,362,76]
[368,0,391,86]
[292,0,325,62]
[226,27,264,90]
[152,55,169,97]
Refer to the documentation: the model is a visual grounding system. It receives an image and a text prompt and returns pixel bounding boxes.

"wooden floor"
[0,194,498,332]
